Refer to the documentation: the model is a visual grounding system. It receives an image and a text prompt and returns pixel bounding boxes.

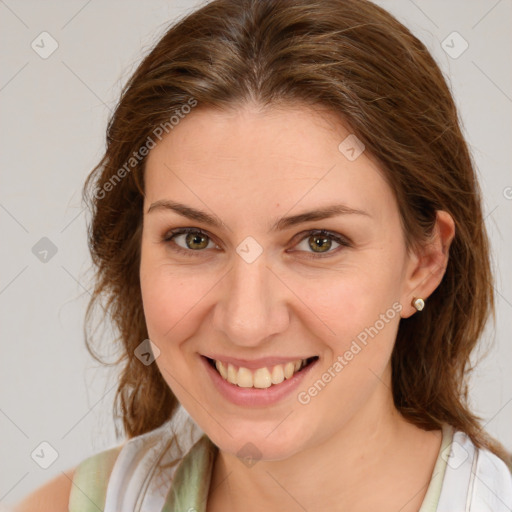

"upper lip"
[203,354,317,370]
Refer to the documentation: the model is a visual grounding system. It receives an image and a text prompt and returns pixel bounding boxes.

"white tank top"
[67,404,512,511]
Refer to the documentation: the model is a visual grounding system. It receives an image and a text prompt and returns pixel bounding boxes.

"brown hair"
[82,0,511,465]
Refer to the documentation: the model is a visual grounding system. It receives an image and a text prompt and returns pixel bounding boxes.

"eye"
[162,227,219,256]
[162,227,351,259]
[292,229,351,258]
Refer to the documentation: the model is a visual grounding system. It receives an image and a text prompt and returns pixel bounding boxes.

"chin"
[206,419,313,462]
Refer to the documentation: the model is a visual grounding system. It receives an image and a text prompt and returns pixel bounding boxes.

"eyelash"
[161,227,351,259]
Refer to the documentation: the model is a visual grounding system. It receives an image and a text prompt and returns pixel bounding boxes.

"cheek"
[300,266,400,341]
[139,266,213,398]
[139,258,216,345]
[295,274,401,418]
[293,258,403,398]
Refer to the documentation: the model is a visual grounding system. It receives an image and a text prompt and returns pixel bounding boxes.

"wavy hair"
[82,0,511,465]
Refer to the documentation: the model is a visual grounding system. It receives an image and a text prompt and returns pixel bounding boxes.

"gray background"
[1,0,511,505]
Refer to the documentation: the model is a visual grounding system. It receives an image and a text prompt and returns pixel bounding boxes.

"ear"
[400,210,455,318]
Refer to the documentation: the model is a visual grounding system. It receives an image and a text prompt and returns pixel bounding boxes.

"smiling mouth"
[206,356,319,388]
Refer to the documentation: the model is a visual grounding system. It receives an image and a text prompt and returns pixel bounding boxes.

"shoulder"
[472,440,512,498]
[439,430,512,510]
[13,407,209,512]
[13,467,75,512]
[13,444,124,512]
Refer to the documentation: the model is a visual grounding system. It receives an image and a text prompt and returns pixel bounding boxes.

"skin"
[13,470,74,512]
[140,103,455,511]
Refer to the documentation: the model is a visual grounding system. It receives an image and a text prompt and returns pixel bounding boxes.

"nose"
[212,254,290,348]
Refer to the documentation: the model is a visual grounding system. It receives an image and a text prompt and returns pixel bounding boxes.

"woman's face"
[140,103,418,460]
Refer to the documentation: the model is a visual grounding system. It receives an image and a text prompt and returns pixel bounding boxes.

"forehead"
[143,104,395,223]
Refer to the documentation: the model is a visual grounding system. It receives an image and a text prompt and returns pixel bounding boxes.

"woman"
[14,0,512,511]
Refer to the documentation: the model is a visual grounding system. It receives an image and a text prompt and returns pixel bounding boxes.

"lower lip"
[200,355,318,407]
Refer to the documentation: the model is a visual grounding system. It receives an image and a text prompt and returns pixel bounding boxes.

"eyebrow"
[146,199,370,232]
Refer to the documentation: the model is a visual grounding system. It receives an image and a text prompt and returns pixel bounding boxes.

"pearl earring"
[411,297,425,311]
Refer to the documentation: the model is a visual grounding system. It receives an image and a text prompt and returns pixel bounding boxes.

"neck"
[206,365,442,512]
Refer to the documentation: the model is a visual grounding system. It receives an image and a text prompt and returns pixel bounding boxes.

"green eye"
[183,231,210,250]
[293,229,350,257]
[163,227,351,259]
[163,228,217,255]
[308,233,333,253]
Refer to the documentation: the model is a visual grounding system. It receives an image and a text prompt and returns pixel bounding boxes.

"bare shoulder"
[13,467,75,512]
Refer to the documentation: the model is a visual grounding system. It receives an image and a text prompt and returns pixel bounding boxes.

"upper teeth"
[214,359,307,388]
